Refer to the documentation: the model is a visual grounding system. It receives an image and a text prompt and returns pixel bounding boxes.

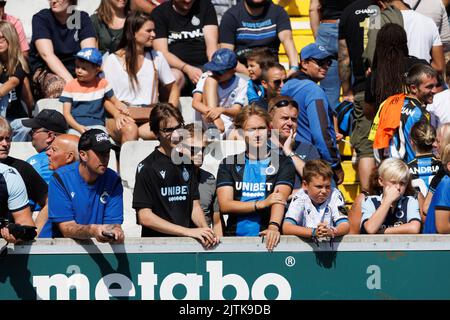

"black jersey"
[132,148,200,237]
[407,154,440,197]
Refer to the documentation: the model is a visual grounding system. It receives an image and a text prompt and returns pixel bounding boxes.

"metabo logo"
[33,261,292,300]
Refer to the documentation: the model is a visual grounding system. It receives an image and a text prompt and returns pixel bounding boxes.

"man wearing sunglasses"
[258,62,287,110]
[282,43,344,185]
[133,103,218,248]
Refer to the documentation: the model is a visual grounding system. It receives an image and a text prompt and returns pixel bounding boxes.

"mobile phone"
[102,231,116,240]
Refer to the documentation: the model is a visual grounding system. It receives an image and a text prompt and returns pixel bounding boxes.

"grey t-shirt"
[198,168,219,226]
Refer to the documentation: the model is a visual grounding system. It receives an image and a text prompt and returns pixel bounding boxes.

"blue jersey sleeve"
[48,174,75,223]
[304,87,340,168]
[103,175,124,224]
[433,179,450,211]
[247,80,263,104]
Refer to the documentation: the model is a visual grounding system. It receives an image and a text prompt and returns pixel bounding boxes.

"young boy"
[361,158,421,234]
[423,144,450,234]
[192,48,247,135]
[60,48,129,135]
[246,47,276,106]
[283,160,350,239]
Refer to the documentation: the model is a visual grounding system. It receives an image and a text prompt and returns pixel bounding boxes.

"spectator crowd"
[1,0,450,252]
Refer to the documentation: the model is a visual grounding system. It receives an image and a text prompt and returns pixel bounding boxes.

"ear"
[302,180,308,190]
[79,150,87,162]
[447,162,450,173]
[66,152,74,164]
[261,79,268,88]
[409,84,418,95]
[378,176,384,187]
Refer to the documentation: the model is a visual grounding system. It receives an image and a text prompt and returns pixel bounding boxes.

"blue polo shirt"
[423,175,450,234]
[47,162,123,237]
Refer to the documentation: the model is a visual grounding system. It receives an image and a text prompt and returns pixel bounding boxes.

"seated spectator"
[283,159,350,240]
[216,105,295,251]
[132,103,218,247]
[152,0,218,95]
[103,11,179,144]
[28,0,97,99]
[268,96,320,191]
[0,0,28,55]
[0,20,34,141]
[348,168,383,234]
[22,109,68,183]
[282,43,344,184]
[423,144,450,233]
[179,123,223,237]
[361,158,421,234]
[0,162,36,244]
[90,0,130,56]
[192,48,247,134]
[48,129,124,242]
[219,0,298,77]
[246,47,276,106]
[258,62,286,110]
[408,121,440,198]
[371,63,438,164]
[60,48,129,136]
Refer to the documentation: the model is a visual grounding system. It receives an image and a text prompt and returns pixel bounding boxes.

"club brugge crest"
[265,165,276,175]
[182,167,189,181]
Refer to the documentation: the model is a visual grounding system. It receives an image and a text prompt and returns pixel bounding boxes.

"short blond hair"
[441,144,450,166]
[378,158,410,183]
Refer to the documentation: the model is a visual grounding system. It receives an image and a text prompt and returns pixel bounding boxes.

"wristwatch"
[288,152,296,158]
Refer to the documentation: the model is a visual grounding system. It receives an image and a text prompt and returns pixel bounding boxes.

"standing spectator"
[282,43,344,185]
[103,11,179,144]
[133,103,218,247]
[217,105,295,251]
[22,109,68,183]
[361,158,421,234]
[152,0,219,95]
[60,48,129,136]
[423,144,450,234]
[338,0,377,192]
[29,0,97,99]
[0,20,33,141]
[48,129,124,242]
[0,162,35,244]
[246,47,276,106]
[219,0,299,77]
[258,62,286,110]
[283,160,350,239]
[427,86,450,129]
[404,0,450,53]
[192,48,247,134]
[0,0,29,55]
[371,64,438,163]
[309,0,354,109]
[90,0,130,56]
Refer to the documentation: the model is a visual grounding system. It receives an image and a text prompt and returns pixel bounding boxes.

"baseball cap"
[204,48,237,73]
[300,43,334,61]
[75,48,103,67]
[78,129,117,152]
[22,109,68,133]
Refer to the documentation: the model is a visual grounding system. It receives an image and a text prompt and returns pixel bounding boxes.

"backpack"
[335,100,355,136]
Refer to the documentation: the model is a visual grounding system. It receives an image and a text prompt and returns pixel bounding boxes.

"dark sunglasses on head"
[309,58,332,68]
[160,123,183,134]
[274,99,298,109]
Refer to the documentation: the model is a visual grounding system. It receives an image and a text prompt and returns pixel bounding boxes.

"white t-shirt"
[426,89,450,128]
[401,10,442,62]
[102,50,175,105]
[284,188,348,228]
[193,72,247,132]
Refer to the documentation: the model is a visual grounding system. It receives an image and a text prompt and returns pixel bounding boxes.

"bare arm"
[278,30,299,77]
[423,191,433,216]
[165,81,180,107]
[58,220,124,242]
[204,25,219,61]
[362,200,391,234]
[63,102,86,134]
[0,76,20,98]
[219,43,248,75]
[338,39,354,101]
[34,39,73,82]
[221,104,242,118]
[80,37,97,49]
[431,45,445,74]
[282,221,317,238]
[1,206,35,243]
[348,193,365,234]
[435,209,450,234]
[131,0,157,14]
[35,201,48,237]
[191,200,209,228]
[309,0,321,39]
[383,220,421,234]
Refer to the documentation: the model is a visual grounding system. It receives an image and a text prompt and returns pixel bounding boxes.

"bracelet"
[289,65,299,71]
[254,200,258,212]
[269,221,281,231]
[288,151,296,158]
[311,228,317,238]
[181,64,187,72]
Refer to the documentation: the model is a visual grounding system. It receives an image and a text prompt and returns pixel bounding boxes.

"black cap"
[22,109,68,133]
[78,129,117,152]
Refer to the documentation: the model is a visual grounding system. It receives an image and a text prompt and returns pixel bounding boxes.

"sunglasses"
[274,99,298,109]
[272,79,287,87]
[159,123,183,134]
[309,58,332,68]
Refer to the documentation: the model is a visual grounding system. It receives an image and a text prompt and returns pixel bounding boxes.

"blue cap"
[204,48,237,73]
[300,43,334,61]
[75,48,103,66]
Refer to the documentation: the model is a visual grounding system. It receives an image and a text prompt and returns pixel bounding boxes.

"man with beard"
[281,43,344,185]
[219,0,299,77]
